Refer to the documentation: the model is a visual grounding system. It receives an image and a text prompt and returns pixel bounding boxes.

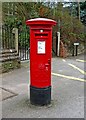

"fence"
[2,25,15,49]
[18,25,30,61]
[2,25,30,61]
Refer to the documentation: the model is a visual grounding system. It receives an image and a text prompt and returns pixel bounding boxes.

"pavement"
[0,54,86,118]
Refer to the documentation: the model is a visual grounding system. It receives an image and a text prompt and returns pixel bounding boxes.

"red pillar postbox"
[26,18,57,105]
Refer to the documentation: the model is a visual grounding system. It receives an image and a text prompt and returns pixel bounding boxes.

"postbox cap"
[26,18,57,26]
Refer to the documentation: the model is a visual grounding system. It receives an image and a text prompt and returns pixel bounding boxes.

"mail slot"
[26,18,57,105]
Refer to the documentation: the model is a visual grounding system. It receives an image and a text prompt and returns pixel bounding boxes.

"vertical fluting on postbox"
[26,18,57,105]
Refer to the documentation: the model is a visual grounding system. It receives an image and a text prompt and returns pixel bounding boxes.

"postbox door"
[30,30,52,88]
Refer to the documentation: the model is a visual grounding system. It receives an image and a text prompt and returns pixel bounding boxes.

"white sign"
[38,41,45,54]
[74,43,79,45]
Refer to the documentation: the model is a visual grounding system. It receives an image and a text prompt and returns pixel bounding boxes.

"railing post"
[12,28,18,53]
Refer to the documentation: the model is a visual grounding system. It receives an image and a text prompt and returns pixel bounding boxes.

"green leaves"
[2,2,85,49]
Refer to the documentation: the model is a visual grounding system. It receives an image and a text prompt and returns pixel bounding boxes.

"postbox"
[26,18,57,105]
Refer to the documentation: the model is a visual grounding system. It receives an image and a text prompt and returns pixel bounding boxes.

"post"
[12,28,18,53]
[72,45,75,56]
[56,32,57,56]
[74,43,79,56]
[57,19,60,57]
[15,28,18,54]
[76,45,78,56]
[57,32,60,56]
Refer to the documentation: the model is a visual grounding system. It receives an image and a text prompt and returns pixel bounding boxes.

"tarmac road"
[1,53,85,118]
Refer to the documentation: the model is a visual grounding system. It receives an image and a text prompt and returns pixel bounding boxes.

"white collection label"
[74,43,79,45]
[38,41,45,54]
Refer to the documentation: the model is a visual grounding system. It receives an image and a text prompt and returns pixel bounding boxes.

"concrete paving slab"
[1,54,85,118]
[0,87,18,101]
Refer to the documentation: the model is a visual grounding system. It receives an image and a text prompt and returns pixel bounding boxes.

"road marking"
[76,59,86,63]
[51,72,85,82]
[62,59,66,62]
[68,63,86,75]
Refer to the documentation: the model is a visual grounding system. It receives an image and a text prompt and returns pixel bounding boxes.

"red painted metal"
[26,18,57,88]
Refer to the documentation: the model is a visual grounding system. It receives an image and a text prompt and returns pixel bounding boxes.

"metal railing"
[2,25,15,49]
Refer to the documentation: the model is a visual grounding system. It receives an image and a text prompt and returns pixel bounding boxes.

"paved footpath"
[1,54,86,118]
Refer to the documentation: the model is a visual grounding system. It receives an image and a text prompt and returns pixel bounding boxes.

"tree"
[80,2,86,25]
[2,2,85,51]
[51,3,85,45]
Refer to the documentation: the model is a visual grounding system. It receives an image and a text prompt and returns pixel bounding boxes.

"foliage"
[67,2,86,25]
[2,2,85,49]
[53,3,85,48]
[80,2,86,25]
[2,60,21,73]
[18,25,30,48]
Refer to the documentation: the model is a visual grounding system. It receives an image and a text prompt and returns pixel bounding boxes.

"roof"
[26,18,57,26]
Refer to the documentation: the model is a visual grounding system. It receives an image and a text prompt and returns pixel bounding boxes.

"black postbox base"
[30,86,51,106]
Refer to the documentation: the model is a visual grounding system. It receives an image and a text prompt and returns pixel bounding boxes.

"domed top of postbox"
[26,18,57,26]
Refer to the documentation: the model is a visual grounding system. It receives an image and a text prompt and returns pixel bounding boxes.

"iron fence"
[2,25,15,49]
[18,25,30,61]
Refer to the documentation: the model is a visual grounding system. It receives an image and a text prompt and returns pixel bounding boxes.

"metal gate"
[2,25,15,49]
[18,25,30,61]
